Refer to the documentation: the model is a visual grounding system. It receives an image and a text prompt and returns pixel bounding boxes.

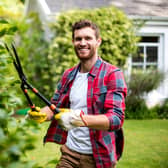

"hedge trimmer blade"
[5,42,59,113]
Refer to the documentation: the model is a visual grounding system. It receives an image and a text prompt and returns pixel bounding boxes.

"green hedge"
[0,3,43,167]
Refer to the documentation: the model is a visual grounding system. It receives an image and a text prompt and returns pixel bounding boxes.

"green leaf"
[0,19,9,24]
[7,26,18,34]
[0,28,7,37]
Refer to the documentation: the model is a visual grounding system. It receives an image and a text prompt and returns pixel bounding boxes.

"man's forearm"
[40,106,110,130]
[82,114,110,130]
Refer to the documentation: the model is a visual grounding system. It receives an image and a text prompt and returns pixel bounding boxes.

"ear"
[96,37,102,47]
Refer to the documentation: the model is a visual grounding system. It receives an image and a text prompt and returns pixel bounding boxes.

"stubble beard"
[74,46,96,61]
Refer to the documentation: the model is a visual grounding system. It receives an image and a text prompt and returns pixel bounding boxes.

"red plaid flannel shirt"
[44,58,127,168]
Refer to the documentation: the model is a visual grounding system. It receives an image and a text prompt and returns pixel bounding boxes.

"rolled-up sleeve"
[104,70,127,131]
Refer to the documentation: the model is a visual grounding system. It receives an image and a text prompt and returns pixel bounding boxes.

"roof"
[45,0,168,18]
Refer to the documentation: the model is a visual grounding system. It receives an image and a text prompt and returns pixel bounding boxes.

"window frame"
[130,34,163,71]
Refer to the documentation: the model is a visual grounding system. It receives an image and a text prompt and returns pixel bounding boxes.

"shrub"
[0,21,37,168]
[0,3,42,167]
[125,70,165,119]
[151,99,168,119]
[125,98,158,119]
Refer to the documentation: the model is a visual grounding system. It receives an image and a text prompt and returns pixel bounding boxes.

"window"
[132,36,160,70]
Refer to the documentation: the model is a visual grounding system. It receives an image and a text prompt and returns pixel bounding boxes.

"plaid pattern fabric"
[44,58,127,168]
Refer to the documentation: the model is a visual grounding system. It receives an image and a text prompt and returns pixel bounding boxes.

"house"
[25,0,168,107]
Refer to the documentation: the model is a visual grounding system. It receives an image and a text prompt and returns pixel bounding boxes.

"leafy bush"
[48,6,139,83]
[125,98,158,119]
[0,3,43,168]
[151,99,168,119]
[125,70,165,119]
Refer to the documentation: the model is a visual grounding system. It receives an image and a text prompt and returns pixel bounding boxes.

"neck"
[80,55,98,73]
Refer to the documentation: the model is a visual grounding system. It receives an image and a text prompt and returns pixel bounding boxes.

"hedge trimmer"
[5,43,59,114]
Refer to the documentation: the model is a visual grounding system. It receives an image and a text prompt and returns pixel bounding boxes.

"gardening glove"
[54,108,87,130]
[27,107,47,123]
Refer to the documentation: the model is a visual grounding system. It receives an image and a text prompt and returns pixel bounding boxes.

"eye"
[85,36,92,41]
[75,37,82,41]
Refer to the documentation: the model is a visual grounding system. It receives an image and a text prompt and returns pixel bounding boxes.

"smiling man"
[73,25,101,68]
[28,20,127,168]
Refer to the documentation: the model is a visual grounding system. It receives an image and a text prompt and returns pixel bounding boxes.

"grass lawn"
[24,120,168,168]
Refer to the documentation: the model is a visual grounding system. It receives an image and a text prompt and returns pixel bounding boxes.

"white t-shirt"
[66,71,93,154]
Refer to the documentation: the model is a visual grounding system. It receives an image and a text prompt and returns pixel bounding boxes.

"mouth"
[78,48,90,53]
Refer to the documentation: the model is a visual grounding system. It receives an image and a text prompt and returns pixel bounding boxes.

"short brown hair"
[72,20,100,39]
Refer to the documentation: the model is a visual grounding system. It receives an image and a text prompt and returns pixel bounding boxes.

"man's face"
[72,27,101,61]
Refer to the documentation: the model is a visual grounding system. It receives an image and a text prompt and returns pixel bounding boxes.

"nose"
[80,38,87,45]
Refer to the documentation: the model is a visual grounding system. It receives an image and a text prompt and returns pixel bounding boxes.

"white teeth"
[79,49,88,50]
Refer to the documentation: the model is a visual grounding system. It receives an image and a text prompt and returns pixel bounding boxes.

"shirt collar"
[68,57,102,81]
[68,64,80,82]
[89,57,102,77]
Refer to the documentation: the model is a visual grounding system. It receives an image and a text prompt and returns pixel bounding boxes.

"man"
[29,20,127,168]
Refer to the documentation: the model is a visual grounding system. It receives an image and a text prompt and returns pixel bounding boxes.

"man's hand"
[55,108,87,130]
[27,107,47,123]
